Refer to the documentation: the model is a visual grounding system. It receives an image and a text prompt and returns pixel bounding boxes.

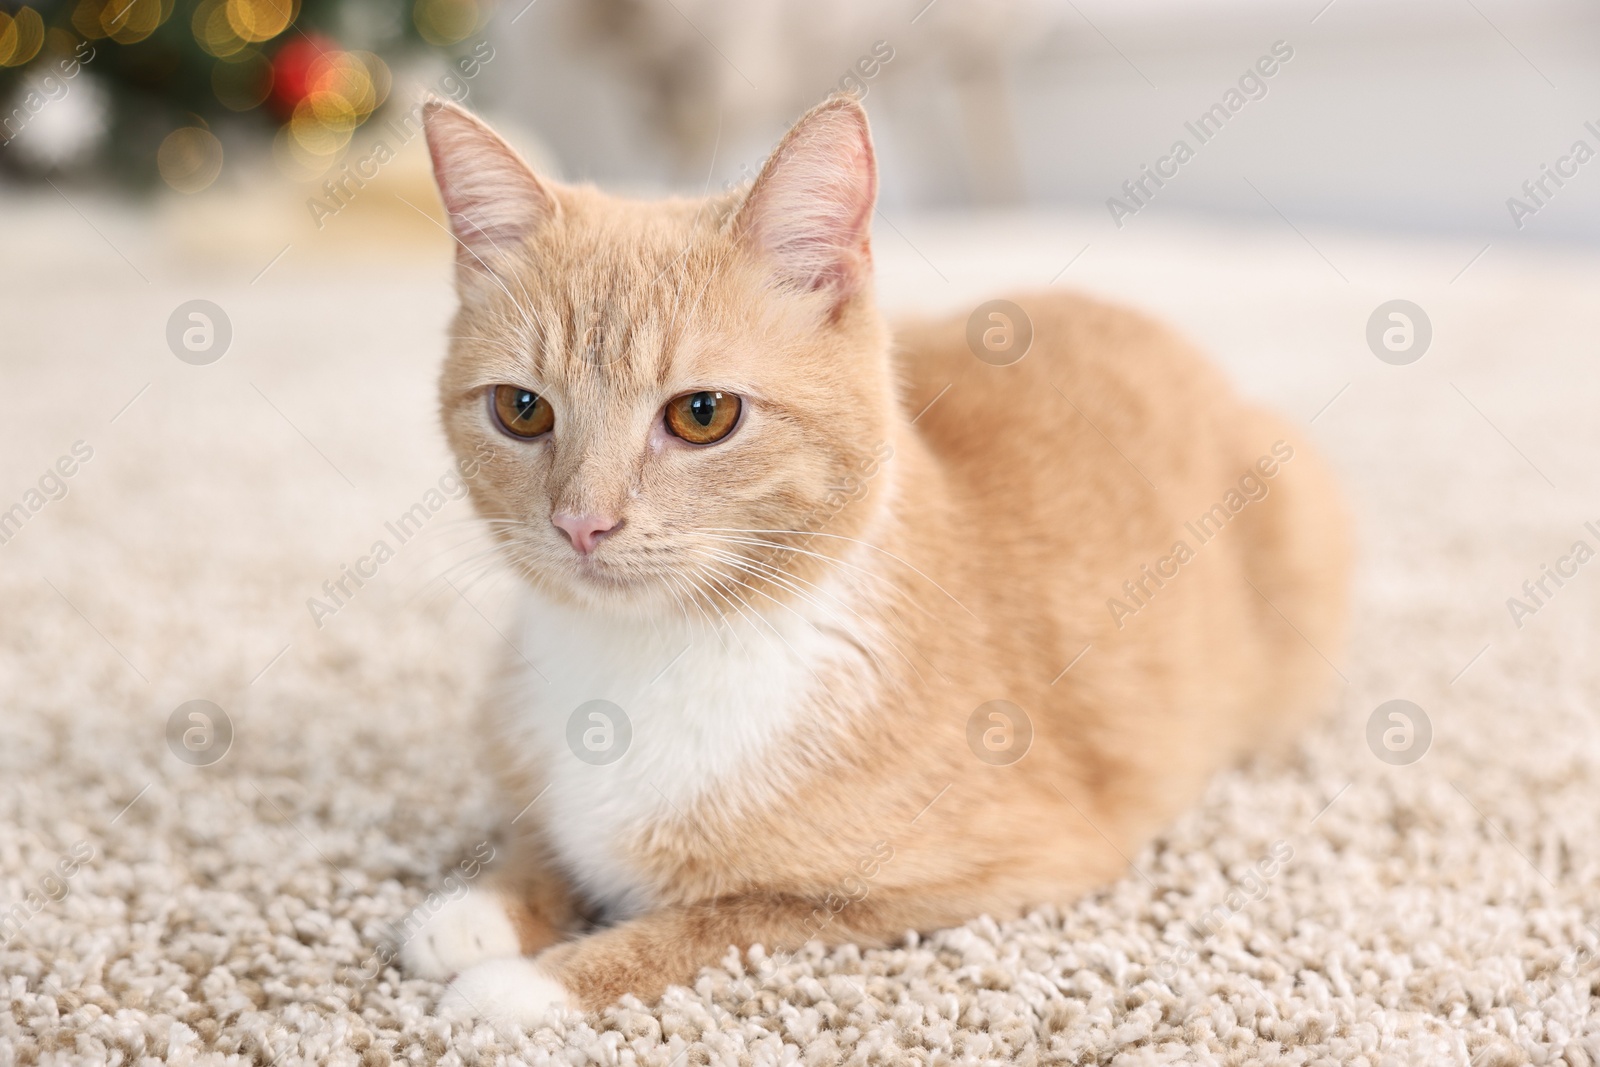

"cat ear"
[735,95,878,308]
[422,100,556,278]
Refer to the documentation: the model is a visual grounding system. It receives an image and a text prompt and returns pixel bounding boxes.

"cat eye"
[490,385,554,439]
[664,391,741,445]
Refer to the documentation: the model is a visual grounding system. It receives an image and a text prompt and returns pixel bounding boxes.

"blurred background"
[4,0,1599,237]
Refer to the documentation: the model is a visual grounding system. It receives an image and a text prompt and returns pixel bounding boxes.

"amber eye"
[664,390,741,445]
[491,385,554,438]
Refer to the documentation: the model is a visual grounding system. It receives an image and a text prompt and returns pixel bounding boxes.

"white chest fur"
[501,582,868,920]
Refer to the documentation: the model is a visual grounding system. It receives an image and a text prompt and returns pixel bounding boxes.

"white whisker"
[703,527,975,618]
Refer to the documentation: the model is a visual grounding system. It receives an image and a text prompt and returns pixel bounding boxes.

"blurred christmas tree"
[0,0,489,188]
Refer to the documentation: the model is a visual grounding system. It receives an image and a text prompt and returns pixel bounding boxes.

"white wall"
[476,0,1600,242]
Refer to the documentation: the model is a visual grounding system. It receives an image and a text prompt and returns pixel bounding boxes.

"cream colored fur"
[499,573,872,922]
[407,94,1350,1022]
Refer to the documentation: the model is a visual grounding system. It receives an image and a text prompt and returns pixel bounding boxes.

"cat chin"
[520,567,685,618]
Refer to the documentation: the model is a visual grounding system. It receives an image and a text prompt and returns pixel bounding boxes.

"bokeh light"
[212,49,274,111]
[411,0,475,46]
[224,0,296,44]
[4,0,450,186]
[68,0,102,39]
[99,0,170,45]
[157,125,224,192]
[268,40,388,176]
[192,0,247,57]
[0,8,47,67]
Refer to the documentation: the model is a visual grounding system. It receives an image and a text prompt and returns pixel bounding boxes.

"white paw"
[437,957,571,1028]
[400,889,522,981]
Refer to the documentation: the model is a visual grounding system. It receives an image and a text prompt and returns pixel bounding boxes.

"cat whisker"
[445,335,539,363]
[695,544,863,632]
[699,537,951,685]
[675,569,742,652]
[698,562,785,653]
[394,191,548,351]
[660,573,701,637]
[691,559,806,663]
[662,566,732,643]
[411,553,518,618]
[703,528,977,619]
[411,540,517,590]
[695,532,931,627]
[695,532,905,597]
[701,554,878,672]
[693,547,867,653]
[693,546,917,683]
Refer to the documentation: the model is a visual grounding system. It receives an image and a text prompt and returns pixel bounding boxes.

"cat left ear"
[423,100,556,279]
[734,95,878,311]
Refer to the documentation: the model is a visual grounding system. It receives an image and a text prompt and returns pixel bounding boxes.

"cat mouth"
[574,566,634,588]
[510,539,677,601]
[565,555,651,592]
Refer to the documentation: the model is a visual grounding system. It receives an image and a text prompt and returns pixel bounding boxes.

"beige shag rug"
[4,186,1600,1066]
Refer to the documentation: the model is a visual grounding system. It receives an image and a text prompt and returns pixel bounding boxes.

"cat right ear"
[422,100,556,281]
[734,95,878,314]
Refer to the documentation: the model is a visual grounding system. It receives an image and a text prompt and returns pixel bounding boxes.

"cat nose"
[552,512,619,555]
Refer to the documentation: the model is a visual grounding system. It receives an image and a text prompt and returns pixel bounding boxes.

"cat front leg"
[402,871,577,981]
[437,893,898,1026]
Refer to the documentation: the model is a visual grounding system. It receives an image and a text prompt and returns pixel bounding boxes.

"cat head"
[426,96,897,616]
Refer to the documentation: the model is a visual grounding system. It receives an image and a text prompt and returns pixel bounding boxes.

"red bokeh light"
[269,34,339,117]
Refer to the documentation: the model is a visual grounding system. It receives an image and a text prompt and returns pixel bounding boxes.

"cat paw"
[400,889,522,980]
[437,957,571,1028]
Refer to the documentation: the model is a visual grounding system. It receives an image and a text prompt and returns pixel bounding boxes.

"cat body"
[403,95,1348,1023]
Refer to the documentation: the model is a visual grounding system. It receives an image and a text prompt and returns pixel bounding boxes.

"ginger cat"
[402,94,1349,1025]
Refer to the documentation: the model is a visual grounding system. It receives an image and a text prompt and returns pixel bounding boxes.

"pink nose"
[552,513,619,555]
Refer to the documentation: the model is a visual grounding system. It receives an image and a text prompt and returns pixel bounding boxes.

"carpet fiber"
[4,191,1600,1066]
